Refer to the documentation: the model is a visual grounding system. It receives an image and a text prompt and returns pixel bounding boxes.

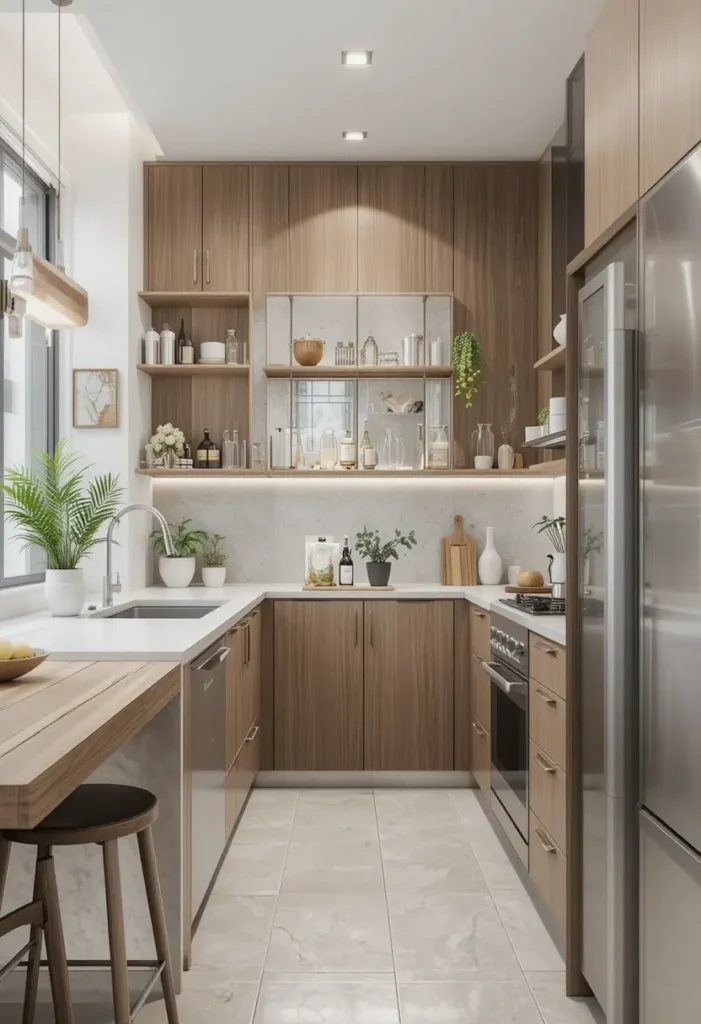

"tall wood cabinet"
[467,605,491,794]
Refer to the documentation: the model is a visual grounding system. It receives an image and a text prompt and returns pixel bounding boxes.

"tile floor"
[139,787,601,1023]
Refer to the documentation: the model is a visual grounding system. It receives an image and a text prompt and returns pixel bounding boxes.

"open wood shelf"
[534,346,567,372]
[138,291,251,309]
[138,363,249,377]
[522,429,567,451]
[528,458,567,476]
[264,364,453,379]
[137,467,564,479]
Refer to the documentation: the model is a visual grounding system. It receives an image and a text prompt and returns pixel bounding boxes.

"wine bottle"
[197,428,213,470]
[339,535,354,587]
[177,318,186,363]
[360,421,377,470]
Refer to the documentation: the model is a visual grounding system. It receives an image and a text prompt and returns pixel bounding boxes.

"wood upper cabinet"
[640,0,701,194]
[288,166,358,291]
[146,165,203,291]
[584,0,639,244]
[202,165,250,291]
[274,601,363,770]
[364,601,454,771]
[358,166,426,291]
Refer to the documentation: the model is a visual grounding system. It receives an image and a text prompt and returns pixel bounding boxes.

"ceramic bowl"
[292,337,324,366]
[0,650,48,683]
[200,341,226,361]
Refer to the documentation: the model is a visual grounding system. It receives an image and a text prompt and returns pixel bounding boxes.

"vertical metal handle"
[368,613,373,646]
[205,249,210,284]
[193,249,198,284]
[354,611,359,646]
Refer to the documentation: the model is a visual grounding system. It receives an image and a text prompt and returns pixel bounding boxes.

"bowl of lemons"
[0,639,48,683]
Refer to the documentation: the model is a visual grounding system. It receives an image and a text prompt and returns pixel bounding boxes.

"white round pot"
[159,556,196,588]
[45,568,86,617]
[202,566,226,588]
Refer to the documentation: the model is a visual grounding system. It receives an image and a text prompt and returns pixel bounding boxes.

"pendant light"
[9,0,88,330]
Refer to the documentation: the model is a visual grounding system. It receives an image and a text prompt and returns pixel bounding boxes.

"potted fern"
[355,526,417,587]
[2,440,123,616]
[202,533,227,588]
[150,517,208,588]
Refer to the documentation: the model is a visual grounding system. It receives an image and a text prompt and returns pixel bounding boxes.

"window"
[0,138,57,587]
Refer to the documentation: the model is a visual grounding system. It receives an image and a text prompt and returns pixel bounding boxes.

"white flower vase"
[497,444,514,469]
[553,314,567,347]
[45,568,86,617]
[159,556,196,588]
[202,566,226,588]
[478,527,503,585]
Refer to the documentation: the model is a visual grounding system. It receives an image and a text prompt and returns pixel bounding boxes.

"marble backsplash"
[152,477,558,584]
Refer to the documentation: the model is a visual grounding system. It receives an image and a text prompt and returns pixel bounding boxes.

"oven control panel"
[489,613,529,673]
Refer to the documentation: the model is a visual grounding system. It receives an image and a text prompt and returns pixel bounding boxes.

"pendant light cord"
[21,0,25,216]
[57,0,63,266]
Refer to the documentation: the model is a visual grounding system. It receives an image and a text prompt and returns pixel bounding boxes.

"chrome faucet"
[103,504,174,608]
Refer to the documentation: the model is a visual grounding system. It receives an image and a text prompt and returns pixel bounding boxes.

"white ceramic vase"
[45,568,86,617]
[202,566,226,588]
[159,556,196,588]
[497,443,514,469]
[553,314,567,347]
[548,552,567,584]
[478,527,503,585]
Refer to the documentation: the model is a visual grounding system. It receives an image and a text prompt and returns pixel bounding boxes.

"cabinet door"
[469,651,491,794]
[226,626,245,769]
[146,165,203,291]
[364,601,454,771]
[640,0,701,194]
[274,601,364,770]
[202,165,249,291]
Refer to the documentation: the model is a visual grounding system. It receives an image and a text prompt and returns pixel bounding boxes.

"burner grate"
[499,595,566,616]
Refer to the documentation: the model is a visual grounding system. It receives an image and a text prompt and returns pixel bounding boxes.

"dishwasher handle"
[193,645,230,672]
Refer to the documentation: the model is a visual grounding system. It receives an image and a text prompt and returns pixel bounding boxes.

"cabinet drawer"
[529,810,567,938]
[529,635,566,699]
[471,654,491,735]
[530,739,567,852]
[471,719,490,794]
[236,719,261,818]
[529,679,566,770]
[470,604,491,660]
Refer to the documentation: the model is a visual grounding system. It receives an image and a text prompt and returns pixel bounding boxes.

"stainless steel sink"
[97,603,223,620]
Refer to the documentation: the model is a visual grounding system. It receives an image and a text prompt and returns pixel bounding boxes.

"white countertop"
[0,583,565,662]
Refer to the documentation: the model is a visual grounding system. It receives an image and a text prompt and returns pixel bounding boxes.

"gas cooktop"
[500,595,566,616]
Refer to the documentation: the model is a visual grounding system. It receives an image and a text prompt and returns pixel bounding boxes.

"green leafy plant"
[202,532,227,568]
[537,406,550,427]
[583,527,603,559]
[2,440,123,570]
[534,515,566,553]
[452,332,482,408]
[150,517,207,558]
[355,526,417,564]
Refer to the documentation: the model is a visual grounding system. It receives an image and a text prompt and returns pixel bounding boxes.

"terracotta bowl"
[292,338,324,366]
[0,650,48,684]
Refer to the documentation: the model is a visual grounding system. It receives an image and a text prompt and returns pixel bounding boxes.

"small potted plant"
[452,332,482,408]
[538,406,550,436]
[150,517,208,588]
[2,440,123,616]
[202,533,227,588]
[355,526,417,587]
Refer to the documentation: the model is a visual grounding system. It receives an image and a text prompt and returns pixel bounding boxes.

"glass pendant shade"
[9,227,34,293]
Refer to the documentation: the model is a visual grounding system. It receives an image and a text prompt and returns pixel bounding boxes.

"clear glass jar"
[429,425,450,469]
[361,335,379,366]
[225,329,242,364]
[472,423,495,469]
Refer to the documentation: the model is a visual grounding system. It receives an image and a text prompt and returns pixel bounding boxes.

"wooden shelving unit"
[137,467,565,479]
[138,364,249,377]
[138,291,250,309]
[522,429,567,451]
[264,364,453,379]
[534,346,567,372]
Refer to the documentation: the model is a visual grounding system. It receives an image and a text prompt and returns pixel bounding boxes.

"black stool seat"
[3,784,159,847]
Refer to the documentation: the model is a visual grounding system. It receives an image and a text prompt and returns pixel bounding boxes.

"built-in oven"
[487,613,529,864]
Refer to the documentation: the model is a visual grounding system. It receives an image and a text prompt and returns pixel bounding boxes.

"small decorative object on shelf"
[361,335,379,366]
[196,428,220,469]
[150,517,208,588]
[452,331,481,407]
[553,313,567,347]
[472,422,495,469]
[498,364,517,468]
[429,337,445,366]
[177,318,187,362]
[320,428,338,470]
[537,406,550,436]
[181,333,194,365]
[252,442,267,470]
[378,351,400,367]
[478,526,503,585]
[305,536,339,587]
[339,535,354,586]
[428,425,450,469]
[534,515,566,595]
[360,422,377,470]
[225,329,243,365]
[293,335,324,367]
[355,526,417,587]
[202,533,227,588]
[339,431,357,469]
[159,323,176,365]
[549,396,566,435]
[151,422,186,466]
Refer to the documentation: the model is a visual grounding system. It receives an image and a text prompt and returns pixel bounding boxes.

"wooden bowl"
[292,337,324,366]
[0,650,48,683]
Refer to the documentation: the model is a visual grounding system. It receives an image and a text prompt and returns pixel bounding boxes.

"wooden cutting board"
[442,515,477,586]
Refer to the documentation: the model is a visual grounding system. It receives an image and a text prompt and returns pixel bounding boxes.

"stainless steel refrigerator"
[578,141,701,1023]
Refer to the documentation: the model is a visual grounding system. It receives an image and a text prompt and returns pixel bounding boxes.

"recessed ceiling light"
[342,50,373,67]
[342,131,367,142]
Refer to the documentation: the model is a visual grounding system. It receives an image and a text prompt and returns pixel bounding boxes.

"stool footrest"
[130,960,166,1022]
[0,937,39,986]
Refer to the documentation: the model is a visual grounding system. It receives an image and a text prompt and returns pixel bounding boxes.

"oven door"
[486,660,529,842]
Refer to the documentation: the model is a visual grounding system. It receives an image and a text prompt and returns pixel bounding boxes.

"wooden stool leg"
[103,840,131,1024]
[22,850,44,1024]
[36,847,74,1024]
[137,826,179,1024]
[0,837,10,908]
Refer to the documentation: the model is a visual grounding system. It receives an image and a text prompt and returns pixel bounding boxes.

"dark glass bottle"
[197,428,214,469]
[177,318,187,363]
[339,535,354,587]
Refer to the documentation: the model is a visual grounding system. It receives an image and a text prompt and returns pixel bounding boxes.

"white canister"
[160,324,176,365]
[525,426,541,443]
[402,333,424,366]
[549,397,566,435]
[143,329,160,365]
[478,527,503,585]
[497,443,515,469]
[429,338,445,366]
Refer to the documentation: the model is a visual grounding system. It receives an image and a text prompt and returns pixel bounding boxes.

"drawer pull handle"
[193,248,198,283]
[472,720,487,738]
[535,688,557,706]
[472,609,486,619]
[535,752,557,774]
[534,640,558,657]
[535,827,556,854]
[246,724,259,743]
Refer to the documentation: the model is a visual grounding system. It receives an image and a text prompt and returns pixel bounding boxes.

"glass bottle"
[197,428,214,470]
[360,421,377,470]
[339,431,357,469]
[225,329,241,364]
[361,335,379,366]
[181,334,194,365]
[471,423,495,469]
[177,318,187,363]
[222,429,234,469]
[339,535,354,586]
[320,429,338,470]
[429,425,450,469]
[381,427,396,469]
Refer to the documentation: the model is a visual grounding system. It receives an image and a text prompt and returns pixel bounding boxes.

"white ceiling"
[70,0,603,161]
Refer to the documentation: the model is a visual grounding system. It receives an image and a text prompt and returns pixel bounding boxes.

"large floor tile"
[398,980,544,1023]
[213,843,288,896]
[374,790,462,834]
[266,893,393,974]
[233,790,298,845]
[140,972,259,1024]
[526,972,605,1023]
[254,979,400,1023]
[191,895,276,979]
[381,835,488,895]
[492,891,565,972]
[450,789,492,829]
[388,891,522,981]
[282,839,385,893]
[293,790,377,830]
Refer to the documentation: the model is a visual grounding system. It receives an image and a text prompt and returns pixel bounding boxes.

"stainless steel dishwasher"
[190,638,229,922]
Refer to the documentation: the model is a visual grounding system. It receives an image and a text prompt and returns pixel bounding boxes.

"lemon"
[12,642,33,660]
[0,639,13,661]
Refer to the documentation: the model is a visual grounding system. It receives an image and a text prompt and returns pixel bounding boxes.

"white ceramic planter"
[553,313,567,347]
[478,527,503,585]
[202,566,226,588]
[159,556,196,588]
[497,443,514,469]
[45,568,86,617]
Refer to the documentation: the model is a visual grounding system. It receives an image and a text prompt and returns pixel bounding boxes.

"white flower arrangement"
[150,422,185,457]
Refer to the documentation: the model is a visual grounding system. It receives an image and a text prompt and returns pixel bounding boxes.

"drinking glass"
[252,442,266,470]
[320,428,338,470]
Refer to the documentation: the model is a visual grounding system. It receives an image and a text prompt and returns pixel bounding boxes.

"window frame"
[0,138,58,589]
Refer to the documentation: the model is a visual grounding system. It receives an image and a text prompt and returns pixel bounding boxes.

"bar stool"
[1,784,179,1024]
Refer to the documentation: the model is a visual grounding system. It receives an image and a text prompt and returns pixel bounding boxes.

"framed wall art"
[72,368,118,428]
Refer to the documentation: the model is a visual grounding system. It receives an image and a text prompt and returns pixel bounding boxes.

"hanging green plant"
[452,332,482,408]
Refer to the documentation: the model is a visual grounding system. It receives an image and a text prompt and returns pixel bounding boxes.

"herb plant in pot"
[2,441,122,616]
[202,533,227,588]
[355,526,417,587]
[151,518,208,588]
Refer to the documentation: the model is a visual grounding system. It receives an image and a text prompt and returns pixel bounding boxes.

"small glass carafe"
[472,423,495,469]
